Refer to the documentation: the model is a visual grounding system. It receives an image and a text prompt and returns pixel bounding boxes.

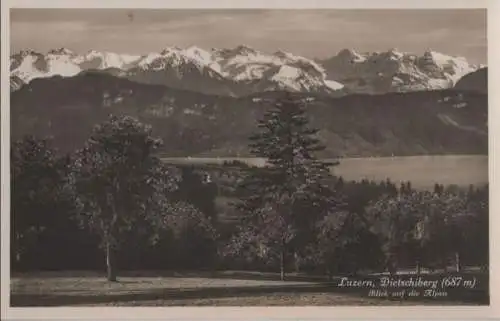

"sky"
[10,9,487,64]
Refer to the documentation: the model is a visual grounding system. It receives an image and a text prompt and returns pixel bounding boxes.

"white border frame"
[2,0,498,319]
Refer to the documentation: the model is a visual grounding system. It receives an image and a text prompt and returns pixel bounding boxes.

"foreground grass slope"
[11,270,488,306]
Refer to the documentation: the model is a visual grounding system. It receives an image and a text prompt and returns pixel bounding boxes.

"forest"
[11,93,489,282]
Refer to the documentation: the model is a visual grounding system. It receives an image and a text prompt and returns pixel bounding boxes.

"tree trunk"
[326,268,333,281]
[294,252,300,273]
[455,252,461,272]
[387,257,397,275]
[416,260,421,275]
[106,241,117,282]
[280,249,285,281]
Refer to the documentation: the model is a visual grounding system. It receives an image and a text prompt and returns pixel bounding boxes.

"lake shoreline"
[160,155,488,190]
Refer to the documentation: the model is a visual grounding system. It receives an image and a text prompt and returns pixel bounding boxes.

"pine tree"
[399,182,406,196]
[226,93,341,280]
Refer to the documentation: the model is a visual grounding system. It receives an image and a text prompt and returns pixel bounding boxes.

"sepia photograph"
[3,3,492,313]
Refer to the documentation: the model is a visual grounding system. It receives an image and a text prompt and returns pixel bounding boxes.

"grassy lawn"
[10,270,489,306]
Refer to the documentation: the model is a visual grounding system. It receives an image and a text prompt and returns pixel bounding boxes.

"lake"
[161,155,488,190]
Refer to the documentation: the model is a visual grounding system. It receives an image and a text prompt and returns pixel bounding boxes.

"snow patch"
[270,66,303,90]
[324,79,344,90]
[184,46,214,66]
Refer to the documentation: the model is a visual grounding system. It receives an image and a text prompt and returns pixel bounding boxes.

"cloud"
[11,21,92,53]
[9,9,487,63]
[12,21,90,33]
[407,28,452,42]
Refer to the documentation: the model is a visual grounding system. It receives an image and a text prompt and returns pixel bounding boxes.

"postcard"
[1,0,497,319]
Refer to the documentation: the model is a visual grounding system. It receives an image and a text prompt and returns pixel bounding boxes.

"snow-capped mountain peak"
[12,51,80,82]
[137,52,163,68]
[48,47,75,56]
[84,49,102,57]
[320,48,480,94]
[274,50,294,59]
[336,48,366,63]
[233,44,258,54]
[214,45,260,60]
[142,46,216,72]
[18,49,40,57]
[385,48,404,60]
[78,51,141,70]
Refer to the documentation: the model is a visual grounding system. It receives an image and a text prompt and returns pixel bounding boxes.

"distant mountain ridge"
[10,46,483,96]
[454,68,488,94]
[11,72,488,158]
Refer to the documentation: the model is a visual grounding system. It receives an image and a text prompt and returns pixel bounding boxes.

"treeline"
[11,94,488,281]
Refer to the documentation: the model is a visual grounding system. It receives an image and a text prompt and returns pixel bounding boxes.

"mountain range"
[10,46,484,96]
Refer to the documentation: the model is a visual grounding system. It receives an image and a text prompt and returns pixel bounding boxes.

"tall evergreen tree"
[226,93,342,280]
